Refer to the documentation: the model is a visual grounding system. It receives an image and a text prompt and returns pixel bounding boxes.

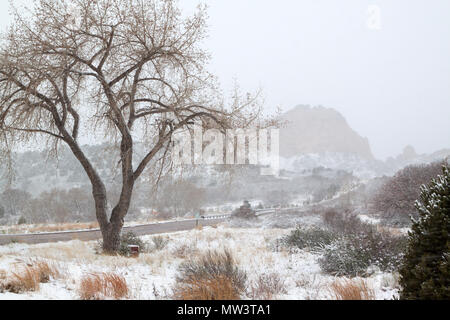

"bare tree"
[0,0,266,252]
[156,179,205,217]
[372,161,444,224]
[0,188,32,217]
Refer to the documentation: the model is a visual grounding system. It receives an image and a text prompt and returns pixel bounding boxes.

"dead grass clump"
[5,267,40,293]
[172,243,199,259]
[223,232,233,239]
[28,241,94,262]
[175,249,247,300]
[1,260,61,293]
[104,273,129,299]
[79,273,129,300]
[249,273,287,300]
[178,249,247,292]
[173,275,240,300]
[79,274,102,300]
[31,259,61,283]
[329,279,375,300]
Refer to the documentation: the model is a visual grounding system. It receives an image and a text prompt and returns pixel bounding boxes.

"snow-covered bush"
[118,232,147,256]
[248,273,287,300]
[283,226,338,251]
[319,229,407,277]
[399,164,450,299]
[322,210,371,234]
[151,235,169,251]
[316,208,408,277]
[17,216,26,225]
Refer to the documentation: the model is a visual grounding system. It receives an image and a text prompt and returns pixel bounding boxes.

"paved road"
[0,208,285,246]
[0,187,355,246]
[0,216,229,246]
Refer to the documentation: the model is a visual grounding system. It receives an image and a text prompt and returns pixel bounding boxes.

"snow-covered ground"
[0,223,399,300]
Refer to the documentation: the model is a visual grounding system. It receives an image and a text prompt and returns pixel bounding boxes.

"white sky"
[1,0,449,160]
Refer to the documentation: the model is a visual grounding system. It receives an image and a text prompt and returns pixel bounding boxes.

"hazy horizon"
[1,0,449,160]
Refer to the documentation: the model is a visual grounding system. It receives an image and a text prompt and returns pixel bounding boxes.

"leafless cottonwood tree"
[0,0,266,252]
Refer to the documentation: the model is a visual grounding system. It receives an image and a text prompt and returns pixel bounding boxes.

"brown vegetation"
[0,260,61,293]
[79,273,129,300]
[31,259,61,283]
[173,275,239,300]
[174,249,247,300]
[372,162,444,225]
[172,243,199,259]
[329,279,375,300]
[6,267,40,293]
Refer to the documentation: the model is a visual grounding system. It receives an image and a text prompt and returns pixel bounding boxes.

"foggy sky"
[1,0,449,160]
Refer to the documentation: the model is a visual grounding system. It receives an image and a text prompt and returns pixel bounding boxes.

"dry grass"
[173,275,240,300]
[171,243,199,259]
[174,248,247,300]
[248,273,287,300]
[79,274,103,300]
[0,259,61,293]
[79,272,129,300]
[28,241,94,262]
[329,279,375,300]
[223,232,233,239]
[3,222,100,235]
[31,259,61,282]
[5,267,40,293]
[177,249,247,292]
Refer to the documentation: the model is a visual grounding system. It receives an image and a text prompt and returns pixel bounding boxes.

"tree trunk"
[100,182,134,253]
[58,115,136,254]
[100,136,135,253]
[91,184,120,254]
[102,222,123,253]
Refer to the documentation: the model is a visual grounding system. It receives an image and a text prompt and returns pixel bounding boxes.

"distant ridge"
[279,105,374,159]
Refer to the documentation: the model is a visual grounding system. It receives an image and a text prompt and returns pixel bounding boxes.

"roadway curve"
[0,216,229,246]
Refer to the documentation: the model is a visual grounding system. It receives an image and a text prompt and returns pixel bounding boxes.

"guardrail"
[255,209,276,216]
[200,214,231,220]
[201,208,294,219]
